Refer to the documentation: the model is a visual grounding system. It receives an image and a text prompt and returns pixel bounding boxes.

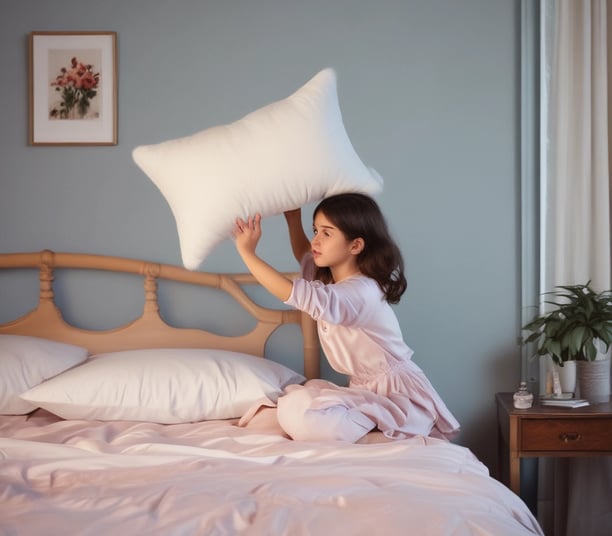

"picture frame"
[29,31,117,146]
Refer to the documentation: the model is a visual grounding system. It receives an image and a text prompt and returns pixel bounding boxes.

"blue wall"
[0,0,521,474]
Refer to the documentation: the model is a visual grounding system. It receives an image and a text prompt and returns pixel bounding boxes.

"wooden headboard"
[0,250,320,379]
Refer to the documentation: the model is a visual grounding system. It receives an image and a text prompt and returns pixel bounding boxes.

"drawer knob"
[560,433,581,443]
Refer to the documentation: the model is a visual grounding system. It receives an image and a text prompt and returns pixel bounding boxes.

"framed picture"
[29,31,117,146]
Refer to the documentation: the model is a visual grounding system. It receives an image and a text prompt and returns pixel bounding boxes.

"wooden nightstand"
[496,392,612,495]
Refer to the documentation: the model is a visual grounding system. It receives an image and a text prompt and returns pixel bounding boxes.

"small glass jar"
[513,381,534,409]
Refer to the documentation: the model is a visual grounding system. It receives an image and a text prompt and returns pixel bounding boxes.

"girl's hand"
[233,214,262,256]
[232,213,293,302]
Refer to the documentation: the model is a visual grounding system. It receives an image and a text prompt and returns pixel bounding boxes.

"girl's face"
[311,211,362,281]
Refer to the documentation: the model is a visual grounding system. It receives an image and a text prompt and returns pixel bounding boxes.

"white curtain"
[541,0,610,291]
[538,1,611,535]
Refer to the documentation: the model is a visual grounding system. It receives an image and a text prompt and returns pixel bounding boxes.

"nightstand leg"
[509,453,520,495]
[509,416,520,495]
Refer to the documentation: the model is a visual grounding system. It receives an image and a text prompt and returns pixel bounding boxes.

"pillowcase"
[0,334,88,415]
[19,348,305,423]
[132,68,383,270]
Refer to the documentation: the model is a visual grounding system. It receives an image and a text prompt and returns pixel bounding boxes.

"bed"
[0,250,543,535]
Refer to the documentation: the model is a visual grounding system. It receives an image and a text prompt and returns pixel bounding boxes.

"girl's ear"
[350,237,365,255]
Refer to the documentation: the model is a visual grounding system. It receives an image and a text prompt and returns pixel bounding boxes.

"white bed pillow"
[0,334,88,415]
[132,68,383,270]
[19,348,305,423]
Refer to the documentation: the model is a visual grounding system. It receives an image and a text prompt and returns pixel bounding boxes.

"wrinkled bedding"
[0,409,543,535]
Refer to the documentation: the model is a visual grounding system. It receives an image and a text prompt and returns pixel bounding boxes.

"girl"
[233,193,460,442]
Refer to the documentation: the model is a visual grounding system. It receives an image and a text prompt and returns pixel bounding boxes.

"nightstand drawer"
[521,419,612,452]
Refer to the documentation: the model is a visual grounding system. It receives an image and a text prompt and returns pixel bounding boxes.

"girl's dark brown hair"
[312,193,407,304]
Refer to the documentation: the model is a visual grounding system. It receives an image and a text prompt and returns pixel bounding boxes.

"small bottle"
[513,381,534,409]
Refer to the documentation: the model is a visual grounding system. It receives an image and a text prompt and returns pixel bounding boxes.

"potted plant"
[522,282,612,403]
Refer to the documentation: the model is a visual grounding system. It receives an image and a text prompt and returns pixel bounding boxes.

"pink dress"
[245,255,461,443]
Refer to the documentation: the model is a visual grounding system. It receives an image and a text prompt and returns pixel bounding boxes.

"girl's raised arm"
[233,214,293,302]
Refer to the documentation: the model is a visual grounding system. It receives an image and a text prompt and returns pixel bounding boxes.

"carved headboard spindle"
[141,262,161,314]
[39,250,55,302]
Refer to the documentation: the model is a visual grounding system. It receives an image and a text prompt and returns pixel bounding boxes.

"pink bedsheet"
[0,409,543,535]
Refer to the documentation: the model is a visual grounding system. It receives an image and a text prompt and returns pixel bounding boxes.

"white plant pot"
[557,360,576,394]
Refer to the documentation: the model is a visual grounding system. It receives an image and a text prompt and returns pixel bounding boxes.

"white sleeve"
[285,276,376,326]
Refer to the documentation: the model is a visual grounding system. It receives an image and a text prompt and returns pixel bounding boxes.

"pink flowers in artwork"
[50,57,100,119]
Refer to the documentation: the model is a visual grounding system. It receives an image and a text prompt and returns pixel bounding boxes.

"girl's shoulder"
[338,273,382,298]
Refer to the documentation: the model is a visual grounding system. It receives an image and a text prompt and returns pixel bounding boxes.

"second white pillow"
[0,334,88,415]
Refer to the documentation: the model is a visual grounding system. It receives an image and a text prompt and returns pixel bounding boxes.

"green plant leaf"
[521,281,612,363]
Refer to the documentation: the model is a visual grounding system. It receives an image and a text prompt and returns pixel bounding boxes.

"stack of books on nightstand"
[540,397,590,408]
